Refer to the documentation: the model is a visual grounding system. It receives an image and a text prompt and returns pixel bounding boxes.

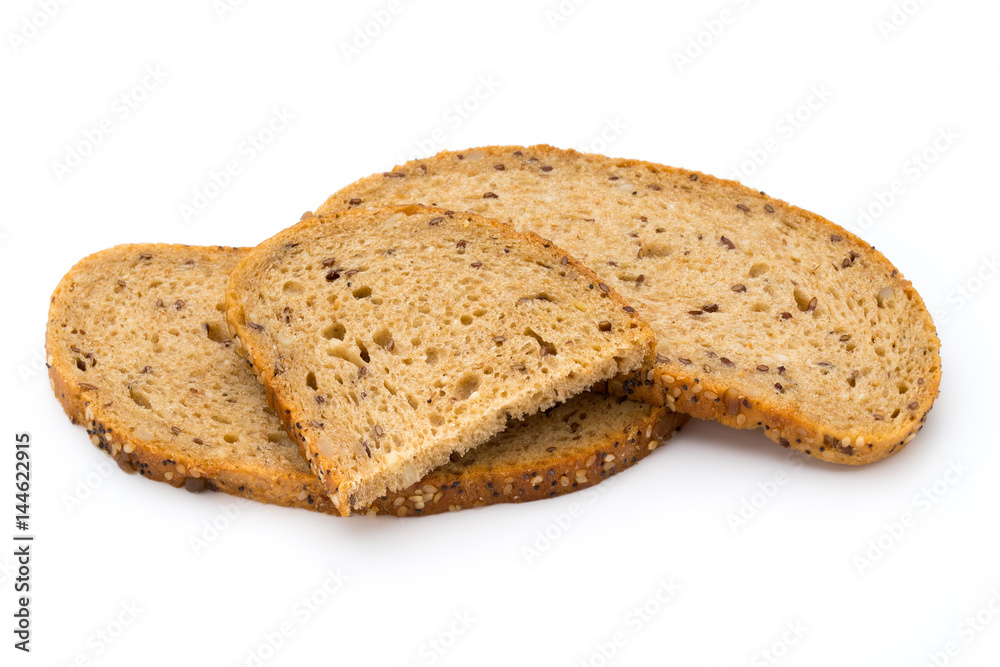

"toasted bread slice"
[46,244,682,516]
[226,205,655,513]
[317,145,941,464]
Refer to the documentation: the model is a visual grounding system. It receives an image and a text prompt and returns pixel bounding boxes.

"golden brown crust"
[373,406,686,516]
[226,205,656,514]
[46,244,340,514]
[48,243,678,518]
[319,145,942,465]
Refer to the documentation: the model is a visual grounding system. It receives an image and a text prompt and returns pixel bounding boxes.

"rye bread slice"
[226,205,656,514]
[316,145,941,465]
[46,244,683,516]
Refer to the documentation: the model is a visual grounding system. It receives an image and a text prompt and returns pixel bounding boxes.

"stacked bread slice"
[319,145,941,465]
[47,221,680,517]
[47,144,940,518]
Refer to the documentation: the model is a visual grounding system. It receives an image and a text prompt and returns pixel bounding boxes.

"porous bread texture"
[226,205,655,514]
[46,244,682,517]
[379,392,686,517]
[46,244,320,507]
[317,145,942,465]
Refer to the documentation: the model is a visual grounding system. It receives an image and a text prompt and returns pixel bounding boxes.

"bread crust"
[225,205,656,514]
[48,243,680,518]
[318,145,942,465]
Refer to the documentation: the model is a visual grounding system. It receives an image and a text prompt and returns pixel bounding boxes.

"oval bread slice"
[225,206,656,514]
[46,244,684,517]
[317,145,941,465]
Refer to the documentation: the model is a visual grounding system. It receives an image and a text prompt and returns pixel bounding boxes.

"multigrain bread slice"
[225,205,655,514]
[317,145,941,465]
[46,244,684,517]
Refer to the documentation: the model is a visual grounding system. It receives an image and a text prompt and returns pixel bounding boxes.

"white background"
[2,1,998,665]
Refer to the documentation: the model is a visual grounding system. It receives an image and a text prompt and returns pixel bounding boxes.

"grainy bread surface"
[226,205,655,514]
[46,244,683,517]
[317,145,941,464]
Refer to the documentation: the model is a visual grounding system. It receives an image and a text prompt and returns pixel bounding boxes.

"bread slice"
[316,145,941,465]
[226,205,655,514]
[46,244,684,516]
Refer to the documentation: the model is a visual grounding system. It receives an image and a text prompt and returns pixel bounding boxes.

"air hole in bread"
[356,340,370,364]
[129,387,152,410]
[352,286,372,299]
[224,434,238,443]
[327,342,363,367]
[205,323,229,343]
[321,323,346,341]
[372,326,392,349]
[877,286,894,309]
[460,315,473,325]
[793,288,812,312]
[455,373,481,401]
[897,382,908,394]
[523,328,557,356]
[749,263,768,278]
[306,371,318,391]
[644,241,672,258]
[425,348,439,365]
[283,281,304,294]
